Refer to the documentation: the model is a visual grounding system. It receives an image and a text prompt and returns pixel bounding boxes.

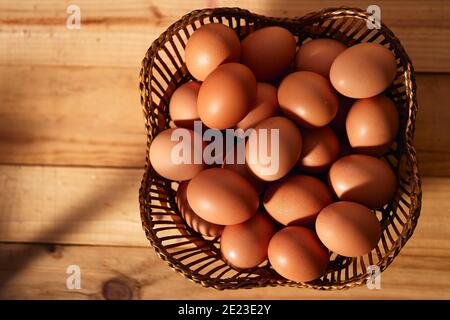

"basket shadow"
[0,67,39,165]
[0,55,150,290]
[0,171,141,290]
[0,69,146,291]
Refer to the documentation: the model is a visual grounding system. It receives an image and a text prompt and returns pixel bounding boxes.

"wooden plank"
[0,0,449,72]
[0,165,148,247]
[0,236,449,299]
[0,65,448,175]
[0,65,146,168]
[415,74,450,176]
[0,163,448,250]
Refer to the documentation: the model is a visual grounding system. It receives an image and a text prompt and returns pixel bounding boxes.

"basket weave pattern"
[139,7,422,290]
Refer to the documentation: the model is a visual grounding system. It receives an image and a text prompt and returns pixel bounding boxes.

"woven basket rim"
[139,6,422,291]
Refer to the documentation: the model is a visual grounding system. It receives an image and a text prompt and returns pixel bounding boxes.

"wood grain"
[0,65,448,175]
[0,237,449,299]
[0,165,148,247]
[0,0,449,71]
[415,74,450,176]
[0,65,146,168]
[0,164,449,250]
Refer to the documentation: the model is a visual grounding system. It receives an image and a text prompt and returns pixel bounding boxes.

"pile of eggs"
[149,23,399,282]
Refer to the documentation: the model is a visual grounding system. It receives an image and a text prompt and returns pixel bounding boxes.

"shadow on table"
[0,66,146,291]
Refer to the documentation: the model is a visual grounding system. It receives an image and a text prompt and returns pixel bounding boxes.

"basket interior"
[139,7,421,290]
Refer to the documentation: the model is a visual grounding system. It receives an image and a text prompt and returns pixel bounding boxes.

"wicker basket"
[139,7,421,290]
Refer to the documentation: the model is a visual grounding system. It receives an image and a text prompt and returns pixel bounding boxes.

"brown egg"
[241,26,296,81]
[298,127,340,173]
[169,81,201,129]
[330,95,354,135]
[268,226,329,282]
[295,38,347,78]
[346,94,399,155]
[197,63,257,129]
[223,143,266,193]
[246,116,302,181]
[278,71,338,128]
[149,128,205,181]
[185,23,240,81]
[176,181,224,237]
[186,168,258,225]
[220,213,277,269]
[264,175,333,226]
[316,201,381,257]
[236,83,279,130]
[330,42,397,98]
[329,154,397,208]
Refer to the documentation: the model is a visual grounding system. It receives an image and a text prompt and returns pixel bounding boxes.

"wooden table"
[0,0,449,300]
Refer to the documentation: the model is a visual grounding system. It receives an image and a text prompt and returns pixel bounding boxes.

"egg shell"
[328,154,397,209]
[245,116,302,181]
[149,128,205,181]
[268,226,329,282]
[197,63,257,130]
[220,213,277,269]
[186,168,258,225]
[298,127,340,173]
[264,175,333,226]
[223,143,266,194]
[330,42,397,98]
[241,26,297,81]
[185,23,241,81]
[295,38,347,78]
[316,201,381,257]
[176,181,224,237]
[278,71,338,128]
[346,94,399,155]
[236,82,279,130]
[169,81,201,129]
